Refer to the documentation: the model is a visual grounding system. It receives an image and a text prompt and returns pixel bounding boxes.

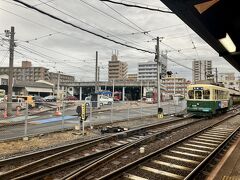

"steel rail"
[0,115,191,166]
[63,117,205,179]
[185,126,240,179]
[0,116,194,179]
[97,113,239,180]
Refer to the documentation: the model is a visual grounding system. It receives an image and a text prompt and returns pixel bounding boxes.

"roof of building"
[161,0,240,71]
[14,81,53,88]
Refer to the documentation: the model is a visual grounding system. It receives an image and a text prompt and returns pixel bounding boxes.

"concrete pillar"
[122,87,125,101]
[79,86,82,101]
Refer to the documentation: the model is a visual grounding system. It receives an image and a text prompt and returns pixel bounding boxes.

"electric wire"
[0,7,114,51]
[20,41,96,62]
[13,0,155,54]
[99,0,173,14]
[3,1,221,79]
[21,32,60,43]
[100,0,156,43]
[100,1,145,33]
[17,44,95,70]
[80,0,145,35]
[119,0,170,10]
[37,0,152,51]
[14,49,96,79]
[0,50,9,66]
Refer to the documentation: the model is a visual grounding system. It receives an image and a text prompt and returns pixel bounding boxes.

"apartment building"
[219,73,240,90]
[0,61,75,84]
[138,55,167,81]
[162,74,190,97]
[192,60,212,82]
[108,54,128,80]
[219,72,235,81]
[127,73,137,81]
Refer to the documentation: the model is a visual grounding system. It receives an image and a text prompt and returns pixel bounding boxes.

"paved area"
[207,136,240,180]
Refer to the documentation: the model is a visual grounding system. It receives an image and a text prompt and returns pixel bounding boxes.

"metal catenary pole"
[95,51,98,93]
[6,26,15,115]
[156,37,162,116]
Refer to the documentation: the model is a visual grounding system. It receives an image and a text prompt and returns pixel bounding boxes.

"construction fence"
[0,100,186,141]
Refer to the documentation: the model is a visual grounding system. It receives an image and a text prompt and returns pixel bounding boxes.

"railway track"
[0,115,197,179]
[63,111,240,180]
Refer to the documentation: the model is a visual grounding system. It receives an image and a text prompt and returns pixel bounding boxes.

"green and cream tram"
[187,84,230,117]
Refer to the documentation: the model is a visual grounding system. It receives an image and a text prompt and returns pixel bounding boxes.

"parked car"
[34,96,44,107]
[43,95,56,102]
[99,95,113,105]
[0,98,26,110]
[85,95,113,106]
[64,96,78,101]
[14,95,36,108]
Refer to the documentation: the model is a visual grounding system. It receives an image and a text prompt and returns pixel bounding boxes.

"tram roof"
[160,0,240,72]
[188,84,228,90]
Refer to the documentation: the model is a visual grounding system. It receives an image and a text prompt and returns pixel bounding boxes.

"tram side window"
[215,90,218,100]
[195,90,202,99]
[203,90,210,99]
[188,90,194,99]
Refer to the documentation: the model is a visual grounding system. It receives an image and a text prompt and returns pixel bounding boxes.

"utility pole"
[98,66,100,91]
[95,51,98,93]
[156,37,162,117]
[215,68,218,83]
[57,71,61,100]
[6,26,15,115]
[174,73,176,95]
[112,79,115,98]
[200,60,202,81]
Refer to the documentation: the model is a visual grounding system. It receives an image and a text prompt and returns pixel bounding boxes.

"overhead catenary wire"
[100,1,146,33]
[37,0,152,51]
[0,50,9,66]
[15,50,96,79]
[19,41,96,63]
[0,7,120,51]
[14,49,96,78]
[99,0,173,14]
[3,0,219,79]
[17,44,96,71]
[3,1,204,65]
[119,0,170,10]
[22,32,60,43]
[13,0,155,54]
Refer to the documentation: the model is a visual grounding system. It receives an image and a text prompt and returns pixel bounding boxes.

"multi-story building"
[0,61,75,84]
[192,60,212,82]
[218,73,240,90]
[219,73,236,82]
[162,74,190,97]
[138,54,167,81]
[108,54,128,80]
[49,72,75,84]
[127,73,137,81]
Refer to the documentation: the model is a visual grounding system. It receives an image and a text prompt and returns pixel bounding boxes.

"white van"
[85,95,113,106]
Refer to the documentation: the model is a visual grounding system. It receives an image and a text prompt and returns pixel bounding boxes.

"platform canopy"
[160,0,240,71]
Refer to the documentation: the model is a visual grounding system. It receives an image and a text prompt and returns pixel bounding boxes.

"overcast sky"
[0,0,239,81]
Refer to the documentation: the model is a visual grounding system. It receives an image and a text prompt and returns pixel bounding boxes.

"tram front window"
[203,90,210,99]
[188,90,194,99]
[195,90,202,99]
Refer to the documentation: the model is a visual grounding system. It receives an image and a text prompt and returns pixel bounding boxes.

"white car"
[85,95,113,106]
[99,95,113,105]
